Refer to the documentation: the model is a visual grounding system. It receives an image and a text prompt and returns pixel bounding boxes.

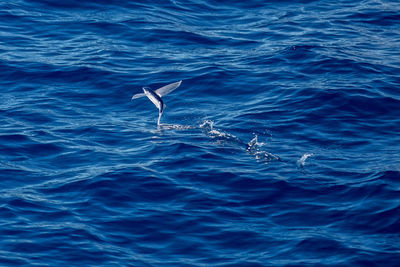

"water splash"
[199,120,214,131]
[247,135,280,163]
[200,121,280,164]
[297,153,314,168]
[246,135,263,152]
[199,120,239,141]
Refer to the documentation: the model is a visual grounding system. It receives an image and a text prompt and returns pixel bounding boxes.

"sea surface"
[1,0,400,266]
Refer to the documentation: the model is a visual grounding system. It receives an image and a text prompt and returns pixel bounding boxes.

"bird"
[131,80,182,126]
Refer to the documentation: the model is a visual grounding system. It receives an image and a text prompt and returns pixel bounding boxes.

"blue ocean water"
[1,0,400,266]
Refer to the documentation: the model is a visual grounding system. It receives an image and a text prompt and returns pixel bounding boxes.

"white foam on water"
[199,121,280,164]
[200,120,239,141]
[158,123,195,130]
[246,134,279,163]
[297,153,314,167]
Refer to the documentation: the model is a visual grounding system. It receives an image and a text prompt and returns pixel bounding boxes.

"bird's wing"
[131,93,146,100]
[155,80,182,97]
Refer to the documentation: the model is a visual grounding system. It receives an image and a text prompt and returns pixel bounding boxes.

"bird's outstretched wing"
[131,93,146,100]
[155,80,182,97]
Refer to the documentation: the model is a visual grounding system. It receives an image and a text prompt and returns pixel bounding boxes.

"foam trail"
[158,123,195,130]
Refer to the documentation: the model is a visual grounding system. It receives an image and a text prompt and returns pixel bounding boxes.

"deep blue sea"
[1,0,400,266]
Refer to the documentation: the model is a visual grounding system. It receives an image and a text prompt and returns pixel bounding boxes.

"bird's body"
[131,80,182,126]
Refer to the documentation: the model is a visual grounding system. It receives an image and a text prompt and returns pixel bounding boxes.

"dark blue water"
[1,0,400,266]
